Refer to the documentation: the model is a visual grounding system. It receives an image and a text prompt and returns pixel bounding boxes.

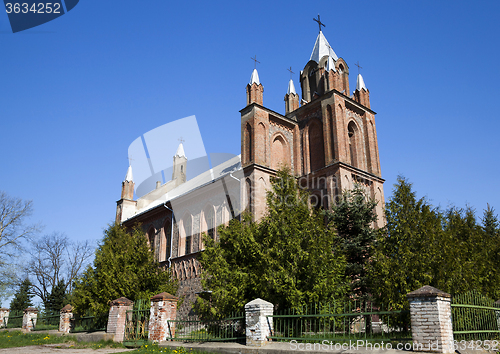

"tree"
[329,186,378,300]
[370,176,443,310]
[72,224,177,317]
[197,168,346,318]
[45,279,67,313]
[0,191,41,300]
[370,176,500,311]
[27,232,93,310]
[10,278,34,311]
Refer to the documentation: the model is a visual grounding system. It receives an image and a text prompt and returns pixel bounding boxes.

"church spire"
[356,73,367,91]
[246,56,263,106]
[124,165,133,182]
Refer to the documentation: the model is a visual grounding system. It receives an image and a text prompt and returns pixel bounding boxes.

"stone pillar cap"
[245,298,274,308]
[60,304,73,313]
[110,297,133,306]
[0,308,9,311]
[495,299,500,305]
[24,307,38,312]
[407,285,451,299]
[150,292,178,302]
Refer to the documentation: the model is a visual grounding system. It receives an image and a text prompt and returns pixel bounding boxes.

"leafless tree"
[0,190,41,257]
[0,191,41,304]
[27,232,94,306]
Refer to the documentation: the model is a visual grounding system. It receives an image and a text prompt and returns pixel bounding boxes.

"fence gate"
[123,299,150,347]
[451,290,500,340]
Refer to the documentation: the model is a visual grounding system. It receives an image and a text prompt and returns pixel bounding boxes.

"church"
[115,19,385,318]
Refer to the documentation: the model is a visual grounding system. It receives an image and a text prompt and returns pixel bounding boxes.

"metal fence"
[32,312,60,331]
[451,290,500,340]
[4,310,23,328]
[123,299,150,347]
[268,301,411,343]
[71,313,108,333]
[166,312,245,342]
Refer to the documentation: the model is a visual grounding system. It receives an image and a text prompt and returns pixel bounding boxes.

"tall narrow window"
[184,218,192,255]
[164,222,171,262]
[348,122,357,168]
[205,207,215,240]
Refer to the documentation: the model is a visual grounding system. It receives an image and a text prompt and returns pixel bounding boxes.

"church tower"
[172,142,187,187]
[116,165,137,223]
[241,16,385,227]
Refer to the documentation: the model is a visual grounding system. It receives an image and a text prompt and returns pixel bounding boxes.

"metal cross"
[251,55,260,69]
[313,14,325,33]
[287,66,294,80]
[127,156,134,166]
[355,61,362,74]
[178,137,185,144]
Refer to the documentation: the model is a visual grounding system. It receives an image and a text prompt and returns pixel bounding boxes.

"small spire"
[326,56,336,72]
[175,142,186,158]
[356,73,367,91]
[249,68,260,85]
[309,31,338,63]
[287,79,296,95]
[124,165,133,182]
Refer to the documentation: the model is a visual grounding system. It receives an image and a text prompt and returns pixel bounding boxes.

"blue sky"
[1,0,499,251]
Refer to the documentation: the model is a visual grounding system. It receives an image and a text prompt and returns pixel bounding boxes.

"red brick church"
[115,22,385,318]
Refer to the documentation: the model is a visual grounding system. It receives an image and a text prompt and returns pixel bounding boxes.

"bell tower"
[240,15,386,227]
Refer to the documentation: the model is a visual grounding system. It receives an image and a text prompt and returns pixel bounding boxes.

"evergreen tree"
[72,224,177,317]
[329,186,378,300]
[370,176,443,310]
[45,279,66,313]
[10,278,34,311]
[197,168,346,318]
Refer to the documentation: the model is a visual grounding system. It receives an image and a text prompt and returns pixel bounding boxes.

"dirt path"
[0,344,134,354]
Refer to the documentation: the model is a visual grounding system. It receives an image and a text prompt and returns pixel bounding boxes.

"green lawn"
[116,344,217,354]
[0,330,125,350]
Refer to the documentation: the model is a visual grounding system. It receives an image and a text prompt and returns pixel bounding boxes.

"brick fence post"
[148,292,178,343]
[407,285,454,353]
[0,308,9,328]
[495,300,500,331]
[106,297,133,342]
[22,307,38,332]
[245,298,273,347]
[59,304,73,333]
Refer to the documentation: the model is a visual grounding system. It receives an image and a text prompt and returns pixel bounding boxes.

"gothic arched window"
[348,121,358,168]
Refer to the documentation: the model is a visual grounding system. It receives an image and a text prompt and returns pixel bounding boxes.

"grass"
[0,330,126,350]
[116,344,218,354]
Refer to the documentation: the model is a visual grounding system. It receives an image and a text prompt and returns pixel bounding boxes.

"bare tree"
[27,232,94,306]
[0,190,41,304]
[0,190,41,256]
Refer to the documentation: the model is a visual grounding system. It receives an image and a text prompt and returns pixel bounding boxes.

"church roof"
[175,143,186,158]
[287,79,296,95]
[124,165,133,182]
[309,31,338,63]
[249,68,260,85]
[356,73,367,91]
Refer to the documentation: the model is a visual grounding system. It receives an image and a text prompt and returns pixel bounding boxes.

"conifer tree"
[10,278,34,311]
[72,224,177,317]
[45,279,66,313]
[329,186,378,300]
[197,168,346,318]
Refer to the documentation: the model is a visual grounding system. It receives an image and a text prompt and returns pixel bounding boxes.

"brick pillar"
[495,300,500,330]
[22,307,38,331]
[0,308,9,328]
[407,286,454,353]
[148,292,178,343]
[59,304,73,333]
[245,298,273,347]
[106,297,133,342]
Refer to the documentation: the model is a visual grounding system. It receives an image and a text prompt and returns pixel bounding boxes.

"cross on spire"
[178,137,185,144]
[251,55,260,69]
[355,61,362,74]
[127,156,134,166]
[287,66,294,80]
[313,14,325,33]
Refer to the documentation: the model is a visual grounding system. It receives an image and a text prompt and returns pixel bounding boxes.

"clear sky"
[1,0,499,250]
